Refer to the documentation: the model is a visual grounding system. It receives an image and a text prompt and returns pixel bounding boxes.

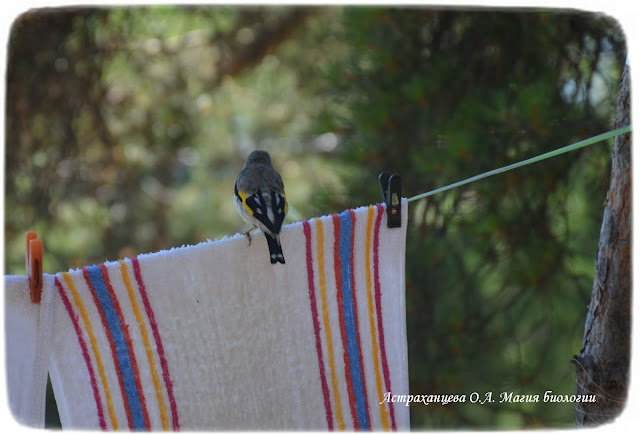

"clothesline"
[407,125,632,203]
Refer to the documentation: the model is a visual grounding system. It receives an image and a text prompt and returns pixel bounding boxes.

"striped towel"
[5,201,409,430]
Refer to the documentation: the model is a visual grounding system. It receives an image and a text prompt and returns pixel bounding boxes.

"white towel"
[4,274,55,428]
[5,201,409,430]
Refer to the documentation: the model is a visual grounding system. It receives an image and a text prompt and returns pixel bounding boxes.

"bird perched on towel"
[234,150,287,264]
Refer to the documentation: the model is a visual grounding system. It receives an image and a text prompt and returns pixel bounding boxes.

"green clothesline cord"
[407,125,632,203]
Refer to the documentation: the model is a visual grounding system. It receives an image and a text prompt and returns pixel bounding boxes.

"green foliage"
[318,7,625,429]
[5,6,344,273]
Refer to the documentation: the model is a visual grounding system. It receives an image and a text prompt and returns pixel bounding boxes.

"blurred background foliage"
[4,6,626,429]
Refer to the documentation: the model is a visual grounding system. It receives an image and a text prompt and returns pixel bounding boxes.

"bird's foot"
[244,229,252,246]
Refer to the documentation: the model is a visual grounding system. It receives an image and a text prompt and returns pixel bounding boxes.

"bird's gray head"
[245,150,272,165]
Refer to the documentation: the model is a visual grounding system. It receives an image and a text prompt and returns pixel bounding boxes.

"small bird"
[234,150,287,264]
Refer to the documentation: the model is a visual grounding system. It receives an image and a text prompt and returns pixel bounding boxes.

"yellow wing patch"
[236,189,255,216]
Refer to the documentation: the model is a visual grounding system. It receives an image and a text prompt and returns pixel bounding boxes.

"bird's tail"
[264,232,285,264]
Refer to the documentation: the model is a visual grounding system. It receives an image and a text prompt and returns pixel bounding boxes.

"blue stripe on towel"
[86,266,146,430]
[338,211,370,429]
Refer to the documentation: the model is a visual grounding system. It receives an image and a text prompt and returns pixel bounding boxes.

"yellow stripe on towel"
[315,218,346,431]
[119,260,170,431]
[365,206,390,430]
[62,272,120,430]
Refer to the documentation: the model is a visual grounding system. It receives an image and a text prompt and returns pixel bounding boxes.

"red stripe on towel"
[99,264,151,430]
[55,277,107,430]
[303,220,334,430]
[373,204,397,430]
[348,209,372,426]
[83,268,134,430]
[131,257,181,431]
[332,214,358,428]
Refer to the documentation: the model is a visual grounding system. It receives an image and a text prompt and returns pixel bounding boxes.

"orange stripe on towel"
[364,206,391,430]
[62,271,120,430]
[315,217,346,430]
[119,259,170,431]
[303,220,333,429]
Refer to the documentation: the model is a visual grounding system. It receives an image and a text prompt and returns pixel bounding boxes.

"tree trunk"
[572,64,631,427]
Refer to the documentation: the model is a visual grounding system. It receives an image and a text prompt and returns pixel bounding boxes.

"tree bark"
[572,64,631,427]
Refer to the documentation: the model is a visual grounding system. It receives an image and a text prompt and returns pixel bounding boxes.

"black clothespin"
[379,172,402,228]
